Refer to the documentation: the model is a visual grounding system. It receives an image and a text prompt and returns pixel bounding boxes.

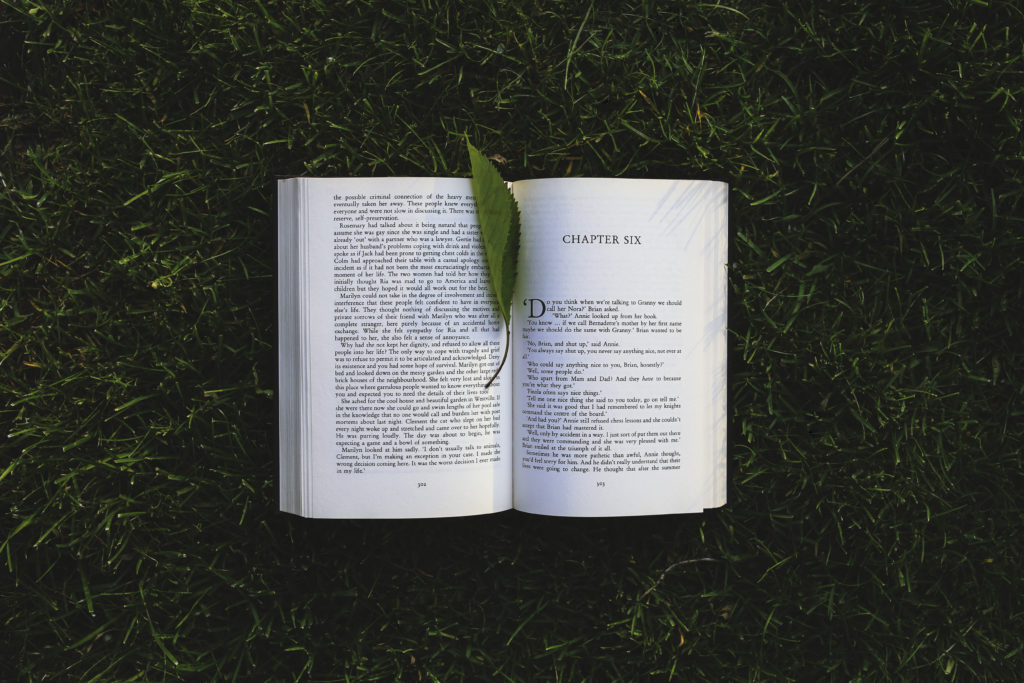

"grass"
[2,0,1022,679]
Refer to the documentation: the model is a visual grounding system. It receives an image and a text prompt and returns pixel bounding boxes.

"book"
[278,176,728,518]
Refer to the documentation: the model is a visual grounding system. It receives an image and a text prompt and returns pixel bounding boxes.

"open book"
[278,177,728,518]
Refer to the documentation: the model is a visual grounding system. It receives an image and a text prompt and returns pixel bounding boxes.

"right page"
[511,179,728,516]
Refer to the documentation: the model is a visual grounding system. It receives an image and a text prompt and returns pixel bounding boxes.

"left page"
[278,178,513,518]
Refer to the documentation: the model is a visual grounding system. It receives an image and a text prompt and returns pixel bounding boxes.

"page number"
[596,481,606,488]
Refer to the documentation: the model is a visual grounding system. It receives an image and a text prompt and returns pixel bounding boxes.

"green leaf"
[467,141,520,388]
[467,141,520,327]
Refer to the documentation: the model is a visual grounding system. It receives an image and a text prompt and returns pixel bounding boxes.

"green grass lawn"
[2,0,1022,679]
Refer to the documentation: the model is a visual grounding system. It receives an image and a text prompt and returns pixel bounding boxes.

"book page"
[284,178,513,518]
[510,179,727,516]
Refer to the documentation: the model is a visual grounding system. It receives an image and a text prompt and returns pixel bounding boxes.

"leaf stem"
[484,322,511,389]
